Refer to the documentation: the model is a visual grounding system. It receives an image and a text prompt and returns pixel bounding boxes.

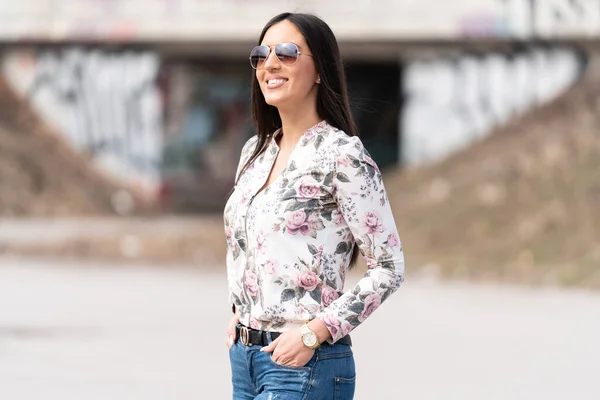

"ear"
[316,76,321,84]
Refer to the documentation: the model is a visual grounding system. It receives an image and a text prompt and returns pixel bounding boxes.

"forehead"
[261,20,307,48]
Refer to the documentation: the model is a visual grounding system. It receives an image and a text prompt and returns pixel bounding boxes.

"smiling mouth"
[266,78,288,89]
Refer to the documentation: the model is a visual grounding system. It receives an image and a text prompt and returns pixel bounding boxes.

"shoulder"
[241,135,259,155]
[323,127,377,170]
[238,135,260,164]
[321,124,362,151]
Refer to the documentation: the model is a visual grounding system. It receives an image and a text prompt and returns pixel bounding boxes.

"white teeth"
[267,79,286,84]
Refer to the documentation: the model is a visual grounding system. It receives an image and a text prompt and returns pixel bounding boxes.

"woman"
[224,12,405,399]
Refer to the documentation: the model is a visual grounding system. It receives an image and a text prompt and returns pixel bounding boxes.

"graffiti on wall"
[2,48,163,191]
[402,46,584,165]
[503,0,600,38]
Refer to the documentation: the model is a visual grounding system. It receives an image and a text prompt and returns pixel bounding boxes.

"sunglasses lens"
[250,46,269,69]
[275,43,299,65]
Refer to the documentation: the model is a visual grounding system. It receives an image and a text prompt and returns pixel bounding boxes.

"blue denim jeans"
[229,334,356,399]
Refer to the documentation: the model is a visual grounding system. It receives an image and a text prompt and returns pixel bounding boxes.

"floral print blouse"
[223,121,405,343]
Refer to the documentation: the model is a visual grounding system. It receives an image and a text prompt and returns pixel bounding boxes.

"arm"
[227,135,258,314]
[316,136,405,343]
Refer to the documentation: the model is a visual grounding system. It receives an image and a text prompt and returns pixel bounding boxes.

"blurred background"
[0,1,599,399]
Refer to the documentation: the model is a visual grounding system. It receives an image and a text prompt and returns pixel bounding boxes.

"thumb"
[260,337,279,353]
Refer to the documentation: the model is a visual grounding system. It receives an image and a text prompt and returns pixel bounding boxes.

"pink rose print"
[298,176,320,199]
[337,157,351,167]
[321,286,339,307]
[303,129,316,141]
[359,293,381,322]
[286,211,311,236]
[362,153,378,169]
[263,260,276,275]
[332,210,344,226]
[244,271,258,297]
[364,211,384,235]
[341,320,354,336]
[295,270,320,291]
[225,226,234,248]
[322,313,342,338]
[313,245,324,265]
[256,230,267,254]
[387,233,399,248]
[250,316,260,330]
[366,259,377,269]
[295,304,306,317]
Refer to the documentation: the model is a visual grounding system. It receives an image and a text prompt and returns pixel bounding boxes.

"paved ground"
[0,217,226,264]
[1,256,599,400]
[0,218,219,246]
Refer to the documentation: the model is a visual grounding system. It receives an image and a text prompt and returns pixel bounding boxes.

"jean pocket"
[334,376,356,400]
[268,350,317,371]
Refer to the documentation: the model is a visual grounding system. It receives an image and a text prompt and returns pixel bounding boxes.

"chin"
[263,95,289,108]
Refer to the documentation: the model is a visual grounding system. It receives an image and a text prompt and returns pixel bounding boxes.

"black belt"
[236,323,352,347]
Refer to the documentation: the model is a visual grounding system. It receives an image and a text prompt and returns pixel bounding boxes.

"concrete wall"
[0,0,599,42]
[0,43,587,196]
[402,46,584,165]
[2,48,164,193]
[0,1,595,206]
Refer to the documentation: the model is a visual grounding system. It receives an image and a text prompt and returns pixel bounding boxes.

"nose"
[263,47,280,70]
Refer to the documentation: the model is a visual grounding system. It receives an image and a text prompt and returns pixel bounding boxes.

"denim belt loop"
[265,331,273,344]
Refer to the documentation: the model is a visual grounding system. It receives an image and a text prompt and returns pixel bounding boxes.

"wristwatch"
[300,324,320,350]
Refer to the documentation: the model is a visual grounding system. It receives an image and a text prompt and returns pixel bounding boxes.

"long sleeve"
[317,136,405,343]
[227,135,258,314]
[225,122,404,337]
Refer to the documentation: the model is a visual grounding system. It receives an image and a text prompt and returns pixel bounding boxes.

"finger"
[226,317,239,349]
[227,325,236,340]
[260,337,279,353]
[226,331,236,347]
[228,317,239,339]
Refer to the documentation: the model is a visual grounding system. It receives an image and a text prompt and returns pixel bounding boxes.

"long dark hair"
[239,12,360,267]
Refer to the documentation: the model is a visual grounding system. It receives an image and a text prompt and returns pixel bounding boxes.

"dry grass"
[386,56,600,289]
[0,75,146,217]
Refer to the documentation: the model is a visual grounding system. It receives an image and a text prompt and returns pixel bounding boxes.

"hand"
[226,315,239,349]
[260,329,315,367]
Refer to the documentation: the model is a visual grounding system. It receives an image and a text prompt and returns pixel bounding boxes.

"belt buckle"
[240,326,250,346]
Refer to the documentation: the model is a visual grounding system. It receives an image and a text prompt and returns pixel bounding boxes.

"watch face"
[303,332,317,347]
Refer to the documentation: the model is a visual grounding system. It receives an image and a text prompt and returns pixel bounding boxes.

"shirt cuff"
[316,311,350,344]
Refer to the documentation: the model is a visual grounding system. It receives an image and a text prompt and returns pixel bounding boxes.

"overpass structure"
[0,0,599,42]
[0,0,595,210]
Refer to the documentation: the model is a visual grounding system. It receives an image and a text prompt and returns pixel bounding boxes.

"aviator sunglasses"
[249,42,313,69]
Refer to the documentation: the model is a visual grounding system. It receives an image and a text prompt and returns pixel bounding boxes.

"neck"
[277,103,321,150]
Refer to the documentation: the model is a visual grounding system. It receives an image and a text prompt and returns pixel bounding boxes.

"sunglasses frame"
[249,42,313,69]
